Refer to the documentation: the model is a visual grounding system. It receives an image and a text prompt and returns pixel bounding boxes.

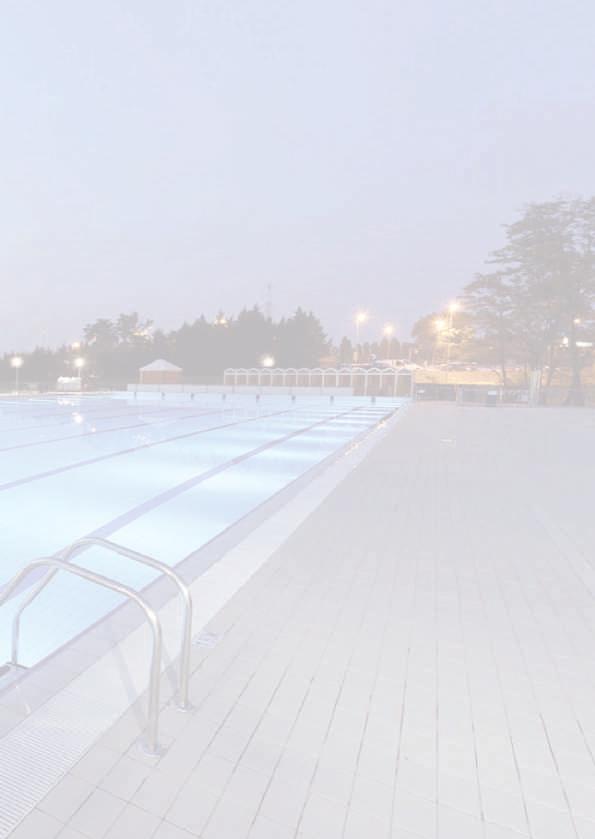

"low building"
[139,359,183,385]
[56,376,82,392]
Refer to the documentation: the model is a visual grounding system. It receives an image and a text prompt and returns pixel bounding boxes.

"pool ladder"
[0,537,194,755]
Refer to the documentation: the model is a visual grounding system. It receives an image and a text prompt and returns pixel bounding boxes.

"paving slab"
[6,403,595,838]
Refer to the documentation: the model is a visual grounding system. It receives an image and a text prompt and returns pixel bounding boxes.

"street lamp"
[73,357,86,387]
[382,323,395,359]
[355,311,368,340]
[261,354,275,368]
[10,356,23,394]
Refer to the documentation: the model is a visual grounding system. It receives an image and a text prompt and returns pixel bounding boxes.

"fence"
[222,367,414,396]
[414,382,531,405]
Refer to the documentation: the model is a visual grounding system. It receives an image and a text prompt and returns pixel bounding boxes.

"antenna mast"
[265,282,273,321]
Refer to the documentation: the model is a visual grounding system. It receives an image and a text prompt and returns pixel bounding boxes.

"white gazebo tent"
[139,359,183,385]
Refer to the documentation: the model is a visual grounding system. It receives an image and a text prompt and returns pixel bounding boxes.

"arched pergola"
[221,367,413,396]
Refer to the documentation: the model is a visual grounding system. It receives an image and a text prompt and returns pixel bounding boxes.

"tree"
[115,312,153,345]
[484,198,595,403]
[83,318,117,351]
[338,337,353,365]
[228,307,274,368]
[276,309,328,367]
[464,273,517,384]
[412,313,443,363]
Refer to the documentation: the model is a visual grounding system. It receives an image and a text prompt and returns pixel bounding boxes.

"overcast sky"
[2,0,595,352]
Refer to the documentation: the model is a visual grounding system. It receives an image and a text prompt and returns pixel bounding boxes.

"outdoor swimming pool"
[0,392,402,667]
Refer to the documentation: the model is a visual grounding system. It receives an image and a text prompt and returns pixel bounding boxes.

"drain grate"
[192,632,219,649]
[0,689,121,838]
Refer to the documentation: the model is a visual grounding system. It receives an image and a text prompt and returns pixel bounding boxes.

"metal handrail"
[11,537,193,712]
[67,538,192,710]
[0,558,163,755]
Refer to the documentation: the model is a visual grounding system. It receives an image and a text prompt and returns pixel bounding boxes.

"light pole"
[74,357,86,389]
[11,356,24,394]
[382,323,395,360]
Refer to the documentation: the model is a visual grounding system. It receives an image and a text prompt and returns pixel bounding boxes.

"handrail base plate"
[0,662,29,692]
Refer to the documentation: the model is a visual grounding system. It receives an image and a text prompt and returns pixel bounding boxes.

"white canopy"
[139,359,182,373]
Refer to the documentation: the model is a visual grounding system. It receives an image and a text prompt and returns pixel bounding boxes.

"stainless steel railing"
[1,538,195,754]
[0,557,163,754]
[62,538,190,709]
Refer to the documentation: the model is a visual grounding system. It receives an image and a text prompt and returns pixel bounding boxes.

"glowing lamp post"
[73,357,86,388]
[382,323,395,359]
[10,356,24,394]
[355,311,368,342]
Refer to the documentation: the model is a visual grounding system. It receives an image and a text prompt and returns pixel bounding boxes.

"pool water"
[0,392,402,666]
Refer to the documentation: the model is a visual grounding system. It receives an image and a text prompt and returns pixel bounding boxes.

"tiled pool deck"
[5,403,595,838]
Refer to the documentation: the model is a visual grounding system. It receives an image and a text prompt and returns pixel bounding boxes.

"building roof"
[139,359,183,372]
